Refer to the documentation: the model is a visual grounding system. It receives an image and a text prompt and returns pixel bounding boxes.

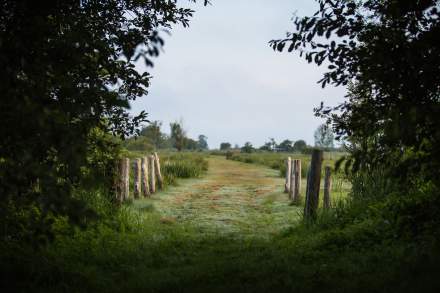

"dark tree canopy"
[272,0,440,185]
[220,142,231,150]
[278,139,294,152]
[293,140,307,152]
[241,142,254,153]
[170,122,186,151]
[0,0,205,242]
[197,135,209,150]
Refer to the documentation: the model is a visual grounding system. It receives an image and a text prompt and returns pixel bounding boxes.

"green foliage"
[170,121,186,151]
[197,135,209,150]
[139,121,169,149]
[2,183,440,292]
[220,142,231,150]
[162,154,208,180]
[293,140,307,152]
[271,0,440,188]
[0,0,202,242]
[277,139,294,152]
[241,142,254,153]
[122,136,154,152]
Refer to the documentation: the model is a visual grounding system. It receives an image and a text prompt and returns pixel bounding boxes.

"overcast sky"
[130,0,347,149]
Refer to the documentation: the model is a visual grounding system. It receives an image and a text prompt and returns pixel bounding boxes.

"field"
[222,151,351,204]
[4,153,439,292]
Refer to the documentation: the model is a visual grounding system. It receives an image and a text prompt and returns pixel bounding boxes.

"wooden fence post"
[323,166,332,209]
[153,152,163,189]
[289,162,295,201]
[115,158,130,202]
[293,159,302,203]
[284,157,292,193]
[123,158,130,200]
[304,150,323,221]
[149,155,156,194]
[141,157,150,197]
[133,159,141,199]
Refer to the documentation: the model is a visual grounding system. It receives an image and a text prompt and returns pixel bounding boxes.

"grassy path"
[133,156,302,237]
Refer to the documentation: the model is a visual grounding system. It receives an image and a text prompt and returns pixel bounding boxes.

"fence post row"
[284,157,291,193]
[323,166,332,209]
[116,154,163,202]
[304,149,323,221]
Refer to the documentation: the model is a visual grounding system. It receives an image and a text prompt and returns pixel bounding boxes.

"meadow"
[220,151,351,205]
[3,152,439,292]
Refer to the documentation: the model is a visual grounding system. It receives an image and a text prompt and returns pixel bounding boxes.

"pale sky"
[130,0,347,149]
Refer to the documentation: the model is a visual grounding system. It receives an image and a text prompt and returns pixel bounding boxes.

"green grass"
[228,151,351,205]
[2,155,440,292]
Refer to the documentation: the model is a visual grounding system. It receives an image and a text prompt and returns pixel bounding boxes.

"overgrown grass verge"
[2,186,440,292]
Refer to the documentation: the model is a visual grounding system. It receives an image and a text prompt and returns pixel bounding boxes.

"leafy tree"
[259,142,272,151]
[271,0,440,186]
[314,124,335,149]
[260,138,277,151]
[183,137,198,150]
[140,121,166,149]
[220,142,231,150]
[278,139,294,152]
[293,140,307,152]
[0,0,205,241]
[197,135,208,150]
[241,142,254,153]
[170,122,186,152]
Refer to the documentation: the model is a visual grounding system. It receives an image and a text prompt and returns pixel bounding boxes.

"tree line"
[219,123,339,153]
[124,120,209,152]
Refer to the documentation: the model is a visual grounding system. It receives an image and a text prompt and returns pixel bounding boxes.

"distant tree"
[278,139,293,152]
[293,140,307,152]
[260,138,277,152]
[241,142,254,153]
[197,135,208,150]
[140,121,166,149]
[269,138,277,151]
[259,142,272,151]
[183,137,198,150]
[220,142,232,150]
[314,124,334,148]
[234,144,240,150]
[170,122,186,151]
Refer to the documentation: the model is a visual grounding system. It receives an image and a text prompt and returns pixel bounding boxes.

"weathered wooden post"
[323,166,332,209]
[293,159,302,203]
[284,157,292,193]
[141,157,150,197]
[149,155,156,194]
[153,152,163,189]
[133,158,141,199]
[289,163,296,201]
[304,150,323,221]
[115,158,130,202]
[123,158,130,200]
